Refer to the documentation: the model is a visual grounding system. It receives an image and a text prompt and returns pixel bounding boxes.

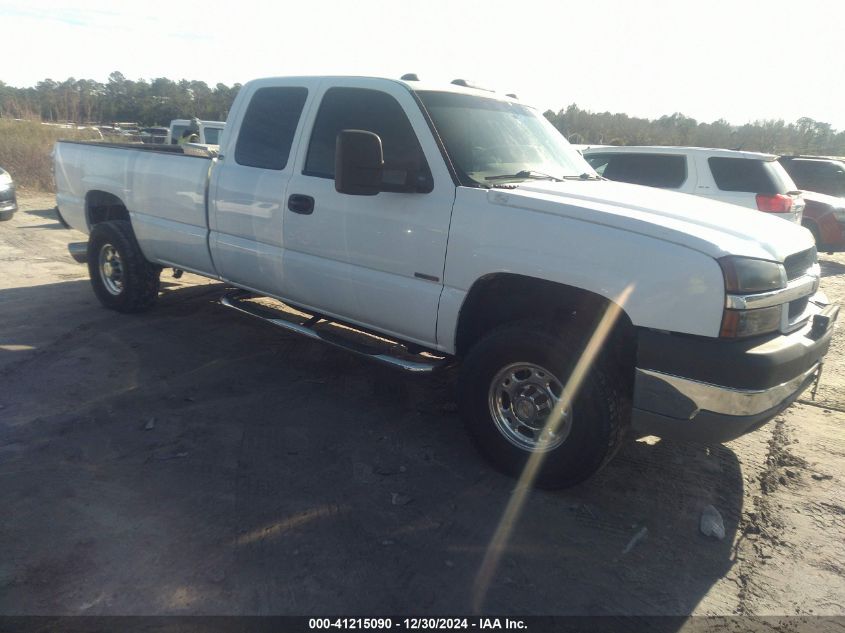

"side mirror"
[335,130,384,196]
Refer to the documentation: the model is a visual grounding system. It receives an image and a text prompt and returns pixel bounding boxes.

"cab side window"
[304,87,433,193]
[235,87,308,170]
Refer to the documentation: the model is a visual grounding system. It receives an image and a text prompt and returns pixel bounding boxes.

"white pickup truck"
[54,75,838,488]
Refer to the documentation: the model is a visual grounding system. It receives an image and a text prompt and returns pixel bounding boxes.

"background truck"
[54,75,838,488]
[166,118,226,146]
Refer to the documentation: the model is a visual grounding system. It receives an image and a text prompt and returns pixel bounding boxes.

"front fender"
[437,191,724,352]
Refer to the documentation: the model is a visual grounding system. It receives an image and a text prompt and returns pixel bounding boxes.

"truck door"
[282,79,456,348]
[208,80,314,298]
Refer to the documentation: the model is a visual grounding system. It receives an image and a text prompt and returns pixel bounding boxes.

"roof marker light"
[450,79,494,92]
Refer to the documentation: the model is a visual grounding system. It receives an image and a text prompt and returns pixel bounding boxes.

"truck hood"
[494,180,814,262]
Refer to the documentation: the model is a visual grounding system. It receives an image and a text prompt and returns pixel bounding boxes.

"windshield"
[416,91,595,185]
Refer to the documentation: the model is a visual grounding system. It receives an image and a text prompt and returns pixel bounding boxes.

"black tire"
[458,323,627,489]
[87,220,161,313]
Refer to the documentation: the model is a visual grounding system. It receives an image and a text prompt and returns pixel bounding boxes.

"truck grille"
[788,296,810,320]
[784,247,816,280]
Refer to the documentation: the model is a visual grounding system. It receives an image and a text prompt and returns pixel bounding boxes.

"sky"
[2,0,845,129]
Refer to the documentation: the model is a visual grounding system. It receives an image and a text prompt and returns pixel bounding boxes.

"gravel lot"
[1,193,844,617]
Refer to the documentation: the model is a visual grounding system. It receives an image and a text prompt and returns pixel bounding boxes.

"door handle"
[288,194,315,215]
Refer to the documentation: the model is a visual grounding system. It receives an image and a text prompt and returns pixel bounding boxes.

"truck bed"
[54,140,216,275]
[58,140,194,154]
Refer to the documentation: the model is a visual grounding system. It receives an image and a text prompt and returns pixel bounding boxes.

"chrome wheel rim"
[488,362,572,452]
[98,243,124,295]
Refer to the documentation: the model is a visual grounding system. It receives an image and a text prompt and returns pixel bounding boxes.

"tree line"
[0,72,240,126]
[543,105,845,156]
[1,72,843,155]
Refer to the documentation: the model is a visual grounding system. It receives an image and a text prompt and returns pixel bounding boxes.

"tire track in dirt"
[733,417,800,614]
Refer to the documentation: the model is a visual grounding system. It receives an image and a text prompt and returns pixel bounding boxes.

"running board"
[68,242,87,263]
[220,290,449,373]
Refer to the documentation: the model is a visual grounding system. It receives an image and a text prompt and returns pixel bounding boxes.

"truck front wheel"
[458,323,626,489]
[87,220,161,313]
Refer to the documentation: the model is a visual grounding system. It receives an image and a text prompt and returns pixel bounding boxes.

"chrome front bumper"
[631,304,837,442]
[634,364,820,419]
[630,365,820,443]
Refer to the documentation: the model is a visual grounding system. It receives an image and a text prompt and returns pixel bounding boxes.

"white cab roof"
[246,75,522,104]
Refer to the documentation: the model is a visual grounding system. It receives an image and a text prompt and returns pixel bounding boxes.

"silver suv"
[583,146,805,223]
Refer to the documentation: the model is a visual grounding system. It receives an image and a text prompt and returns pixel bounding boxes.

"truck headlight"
[0,172,12,192]
[719,256,786,293]
[718,257,786,338]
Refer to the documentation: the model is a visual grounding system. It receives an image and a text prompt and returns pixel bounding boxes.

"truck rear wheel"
[458,323,626,489]
[87,220,161,313]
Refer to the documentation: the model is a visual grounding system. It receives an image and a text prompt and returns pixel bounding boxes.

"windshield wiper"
[485,170,563,182]
[485,170,601,183]
[561,173,601,181]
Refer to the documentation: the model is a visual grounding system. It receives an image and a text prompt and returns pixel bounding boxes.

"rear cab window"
[304,87,433,192]
[585,153,687,189]
[708,157,795,194]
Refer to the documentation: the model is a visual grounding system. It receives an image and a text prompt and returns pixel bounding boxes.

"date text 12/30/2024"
[308,619,527,630]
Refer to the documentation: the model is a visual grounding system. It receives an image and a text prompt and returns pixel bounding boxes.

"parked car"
[0,167,18,221]
[800,190,845,251]
[778,156,845,198]
[583,146,805,223]
[53,75,836,488]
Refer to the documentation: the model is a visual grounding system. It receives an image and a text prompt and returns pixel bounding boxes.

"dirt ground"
[1,193,844,619]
